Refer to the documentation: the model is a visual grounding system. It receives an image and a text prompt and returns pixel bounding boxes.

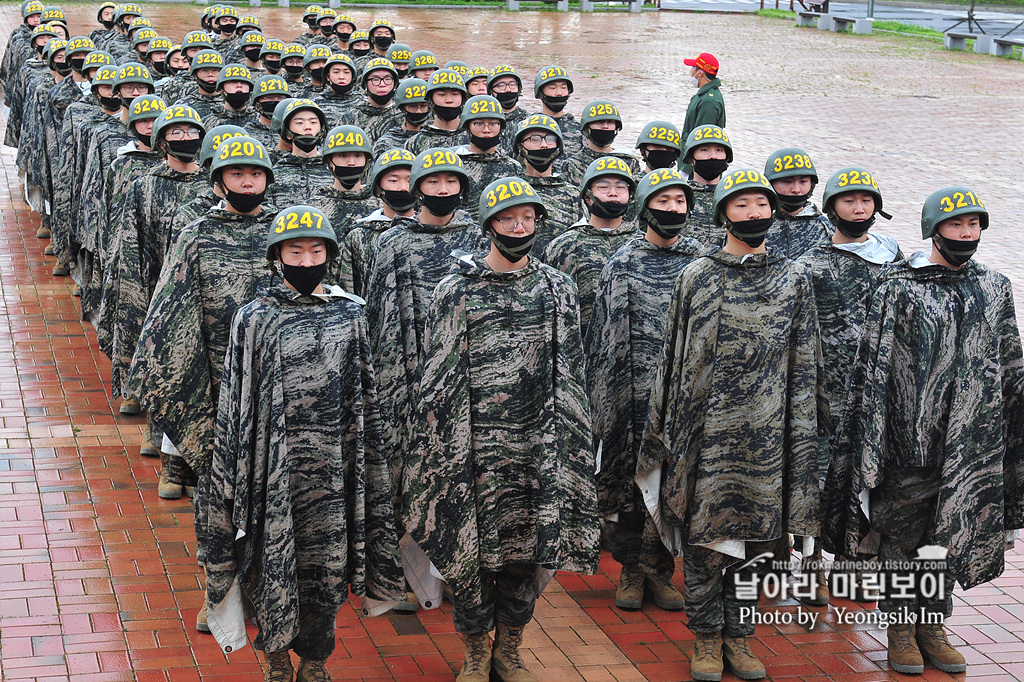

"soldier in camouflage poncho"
[544,157,640,332]
[338,57,403,145]
[371,77,429,156]
[404,69,468,155]
[680,125,732,249]
[201,64,258,131]
[268,99,334,208]
[404,176,598,682]
[529,66,583,157]
[513,114,580,258]
[558,100,641,190]
[311,125,380,251]
[637,170,825,682]
[0,4,39,102]
[825,188,1024,676]
[763,148,834,258]
[3,24,51,149]
[455,95,522,222]
[206,205,404,681]
[312,53,362,125]
[485,66,530,156]
[586,169,703,614]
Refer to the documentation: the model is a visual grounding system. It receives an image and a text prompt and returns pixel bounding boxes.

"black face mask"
[541,93,568,113]
[693,157,729,181]
[373,35,393,50]
[493,90,519,109]
[727,217,773,248]
[587,193,629,220]
[309,66,325,83]
[169,65,188,77]
[320,23,334,37]
[469,134,501,151]
[101,19,115,29]
[351,46,370,57]
[329,81,354,96]
[219,22,237,35]
[166,138,202,162]
[368,90,395,105]
[69,56,85,73]
[586,127,616,147]
[134,131,151,148]
[382,189,416,212]
[224,90,250,110]
[284,63,304,78]
[395,67,409,79]
[644,208,688,239]
[522,145,559,172]
[934,236,979,267]
[329,162,364,186]
[244,48,261,63]
[433,104,461,122]
[643,148,678,170]
[150,58,167,75]
[225,188,265,213]
[778,191,812,213]
[282,261,327,296]
[420,193,461,217]
[291,133,321,152]
[258,99,281,117]
[98,94,122,110]
[197,79,218,94]
[833,212,875,239]
[262,57,281,74]
[304,17,319,29]
[337,32,352,42]
[54,62,72,76]
[403,108,429,127]
[491,230,536,263]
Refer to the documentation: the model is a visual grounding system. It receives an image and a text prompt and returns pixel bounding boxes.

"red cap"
[684,52,719,77]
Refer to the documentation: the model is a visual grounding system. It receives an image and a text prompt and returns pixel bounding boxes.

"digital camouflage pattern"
[202,103,258,131]
[403,255,600,611]
[364,211,488,493]
[14,69,53,180]
[768,202,834,259]
[496,105,530,156]
[242,117,278,158]
[823,255,1024,590]
[453,145,522,222]
[524,174,579,258]
[170,189,219,243]
[585,236,705,519]
[404,125,467,156]
[372,125,416,156]
[313,89,364,126]
[206,284,405,655]
[553,112,582,157]
[559,145,641,191]
[269,153,334,209]
[312,183,380,246]
[50,97,106,267]
[683,180,721,248]
[637,248,824,560]
[337,208,394,298]
[338,102,402,145]
[542,221,640,332]
[3,56,46,148]
[160,73,196,106]
[176,90,222,122]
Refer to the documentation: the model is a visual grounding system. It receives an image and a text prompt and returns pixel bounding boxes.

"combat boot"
[72,283,81,297]
[119,397,141,415]
[37,226,50,238]
[645,571,684,611]
[265,649,294,682]
[722,636,766,680]
[492,623,535,682]
[52,261,69,276]
[158,451,183,500]
[916,622,966,673]
[44,243,54,255]
[455,632,491,682]
[887,622,924,674]
[140,427,159,457]
[690,631,723,681]
[798,549,829,607]
[392,582,418,613]
[615,563,644,610]
[296,657,332,681]
[196,596,211,634]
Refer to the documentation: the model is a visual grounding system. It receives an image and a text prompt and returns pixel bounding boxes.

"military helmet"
[94,0,115,21]
[533,65,573,98]
[126,93,166,126]
[426,68,466,96]
[279,98,327,138]
[90,64,118,94]
[147,36,173,55]
[410,147,469,203]
[166,44,183,63]
[636,168,694,219]
[241,31,266,50]
[151,104,206,147]
[238,15,261,32]
[461,95,505,130]
[131,28,157,50]
[282,42,306,61]
[681,124,733,165]
[41,6,65,23]
[349,29,370,45]
[216,5,239,23]
[821,167,883,215]
[410,49,437,71]
[334,13,356,30]
[317,7,337,22]
[190,49,224,74]
[303,45,332,68]
[31,23,57,42]
[369,18,395,38]
[581,100,622,130]
[920,186,989,239]
[115,3,143,19]
[82,50,113,72]
[267,205,338,261]
[444,60,469,76]
[360,57,398,87]
[370,147,415,194]
[126,16,152,35]
[324,124,372,159]
[43,39,66,67]
[478,176,547,237]
[764,147,818,184]
[487,64,521,91]
[23,0,44,20]
[271,97,297,136]
[302,4,321,20]
[386,43,412,66]
[183,31,213,52]
[636,120,682,154]
[252,74,289,103]
[514,113,564,153]
[66,35,95,56]
[260,38,285,58]
[216,65,252,91]
[581,156,636,196]
[712,168,778,226]
[465,66,489,84]
[211,134,274,184]
[324,52,356,80]
[115,61,153,89]
[395,77,427,107]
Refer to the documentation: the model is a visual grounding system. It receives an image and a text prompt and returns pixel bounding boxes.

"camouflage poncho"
[372,125,417,156]
[543,220,640,332]
[496,105,530,156]
[453,145,522,222]
[337,208,394,298]
[637,248,825,563]
[364,211,488,492]
[313,88,363,126]
[49,98,106,266]
[404,125,467,156]
[127,205,277,473]
[338,101,402,144]
[311,182,380,244]
[269,153,334,209]
[559,145,642,191]
[524,174,580,258]
[768,203,834,259]
[585,236,705,518]
[403,255,599,610]
[682,180,721,248]
[206,284,404,654]
[176,90,222,122]
[824,254,1024,589]
[3,57,46,148]
[553,112,582,157]
[202,104,259,131]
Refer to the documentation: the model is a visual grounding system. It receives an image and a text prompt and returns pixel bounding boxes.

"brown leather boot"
[887,622,924,674]
[615,563,644,610]
[645,570,684,611]
[37,226,50,238]
[158,451,183,500]
[119,397,141,415]
[44,243,54,255]
[52,261,69,276]
[296,657,332,682]
[195,596,211,634]
[690,631,723,681]
[798,549,829,606]
[916,622,966,673]
[722,635,766,680]
[455,633,491,682]
[491,623,535,682]
[139,427,159,457]
[265,649,294,682]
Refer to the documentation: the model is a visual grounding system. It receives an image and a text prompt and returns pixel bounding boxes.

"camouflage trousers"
[452,564,540,636]
[870,466,954,618]
[683,539,778,636]
[259,599,340,661]
[608,511,676,579]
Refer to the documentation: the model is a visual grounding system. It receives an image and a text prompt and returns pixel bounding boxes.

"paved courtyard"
[1,3,1024,681]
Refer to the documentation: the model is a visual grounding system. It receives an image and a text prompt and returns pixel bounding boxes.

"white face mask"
[689,76,700,88]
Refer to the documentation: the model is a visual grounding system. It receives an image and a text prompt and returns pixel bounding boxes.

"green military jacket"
[682,77,726,138]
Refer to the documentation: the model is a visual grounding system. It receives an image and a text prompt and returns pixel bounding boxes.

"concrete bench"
[831,15,872,34]
[990,36,1024,58]
[797,11,822,27]
[944,31,979,51]
[508,0,569,9]
[579,0,643,11]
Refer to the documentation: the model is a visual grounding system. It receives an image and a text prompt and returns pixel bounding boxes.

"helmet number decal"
[939,191,983,213]
[420,149,460,170]
[692,126,728,143]
[380,148,414,164]
[329,130,366,149]
[772,154,812,173]
[275,210,324,234]
[432,70,460,85]
[258,78,287,93]
[539,66,567,80]
[133,97,165,114]
[526,114,557,131]
[648,168,683,186]
[212,130,245,148]
[219,139,264,160]
[646,126,680,146]
[836,170,879,191]
[486,179,535,208]
[223,66,249,79]
[594,157,630,174]
[469,98,499,115]
[588,103,619,118]
[721,169,768,191]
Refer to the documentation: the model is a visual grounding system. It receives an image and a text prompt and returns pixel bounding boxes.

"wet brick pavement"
[1,4,1023,681]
